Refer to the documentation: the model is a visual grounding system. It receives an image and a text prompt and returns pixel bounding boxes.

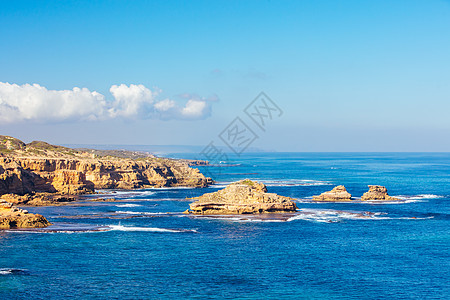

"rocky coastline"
[0,135,406,227]
[0,198,51,229]
[0,135,212,228]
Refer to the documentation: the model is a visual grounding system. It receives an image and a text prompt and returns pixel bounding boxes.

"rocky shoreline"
[0,135,406,228]
[0,135,212,228]
[0,199,51,229]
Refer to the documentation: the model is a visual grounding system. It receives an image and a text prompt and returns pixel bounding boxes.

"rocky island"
[0,135,213,228]
[312,185,352,202]
[312,185,400,202]
[361,185,400,201]
[185,179,297,214]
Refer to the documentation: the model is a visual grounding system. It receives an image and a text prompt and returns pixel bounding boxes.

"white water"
[107,225,196,233]
[115,204,142,208]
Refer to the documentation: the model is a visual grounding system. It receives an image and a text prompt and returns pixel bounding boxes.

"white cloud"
[109,84,154,118]
[0,82,107,122]
[181,99,210,119]
[0,82,215,123]
[154,99,176,112]
[153,98,212,120]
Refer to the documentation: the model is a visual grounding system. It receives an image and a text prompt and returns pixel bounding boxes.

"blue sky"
[1,0,449,151]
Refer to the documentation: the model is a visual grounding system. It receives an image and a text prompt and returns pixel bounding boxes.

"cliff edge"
[0,135,212,198]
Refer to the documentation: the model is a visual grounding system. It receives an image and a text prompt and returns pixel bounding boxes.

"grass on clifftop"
[240,179,256,186]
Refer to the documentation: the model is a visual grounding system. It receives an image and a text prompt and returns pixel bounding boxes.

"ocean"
[1,152,449,299]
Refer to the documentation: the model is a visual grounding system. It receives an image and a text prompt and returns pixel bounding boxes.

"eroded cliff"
[0,135,212,198]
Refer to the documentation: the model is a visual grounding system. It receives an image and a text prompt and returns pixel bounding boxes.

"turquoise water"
[1,153,449,299]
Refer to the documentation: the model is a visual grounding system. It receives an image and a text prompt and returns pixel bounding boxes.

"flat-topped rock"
[0,202,51,229]
[361,185,399,201]
[185,179,297,214]
[312,185,352,202]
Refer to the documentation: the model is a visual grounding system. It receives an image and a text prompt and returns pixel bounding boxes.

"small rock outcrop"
[312,185,352,202]
[361,185,399,201]
[0,199,51,229]
[185,179,297,214]
[0,193,76,206]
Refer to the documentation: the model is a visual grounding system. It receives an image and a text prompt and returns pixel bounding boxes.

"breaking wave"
[107,225,196,233]
[287,209,434,223]
[115,211,171,215]
[190,215,286,223]
[192,209,435,224]
[115,204,142,208]
[0,268,29,275]
[395,194,444,200]
[5,224,196,233]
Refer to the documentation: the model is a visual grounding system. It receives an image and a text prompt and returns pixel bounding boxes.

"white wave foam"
[287,209,372,223]
[0,268,28,275]
[369,216,434,220]
[192,215,286,223]
[115,211,170,215]
[107,225,196,233]
[6,225,196,234]
[287,209,433,223]
[115,204,142,208]
[5,229,106,234]
[396,194,444,200]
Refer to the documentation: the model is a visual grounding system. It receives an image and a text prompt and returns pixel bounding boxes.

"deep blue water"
[1,153,449,299]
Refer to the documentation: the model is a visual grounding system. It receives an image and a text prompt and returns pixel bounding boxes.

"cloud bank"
[0,82,214,123]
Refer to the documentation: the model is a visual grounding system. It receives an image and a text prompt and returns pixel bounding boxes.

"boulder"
[185,179,297,214]
[312,185,352,202]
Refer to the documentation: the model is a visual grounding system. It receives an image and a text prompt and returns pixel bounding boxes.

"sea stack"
[361,185,399,201]
[185,179,297,214]
[312,185,352,202]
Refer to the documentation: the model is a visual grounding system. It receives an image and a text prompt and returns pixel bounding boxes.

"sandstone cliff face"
[0,199,51,229]
[0,157,212,197]
[186,179,297,214]
[361,185,399,201]
[0,135,212,198]
[312,185,352,202]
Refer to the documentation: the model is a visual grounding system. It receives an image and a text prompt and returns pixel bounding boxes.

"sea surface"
[1,152,449,299]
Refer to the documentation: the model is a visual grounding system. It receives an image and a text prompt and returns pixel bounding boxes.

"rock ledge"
[0,199,51,229]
